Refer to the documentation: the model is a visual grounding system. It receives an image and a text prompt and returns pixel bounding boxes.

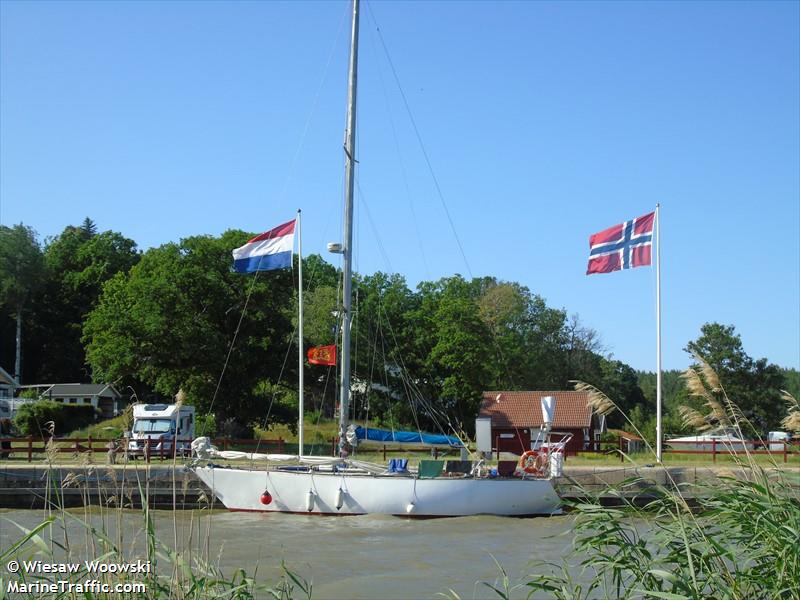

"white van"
[127,403,195,456]
[768,431,791,452]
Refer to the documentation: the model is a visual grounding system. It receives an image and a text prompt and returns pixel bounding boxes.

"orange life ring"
[518,450,547,475]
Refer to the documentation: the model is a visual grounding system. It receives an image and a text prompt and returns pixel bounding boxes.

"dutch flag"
[232,219,296,273]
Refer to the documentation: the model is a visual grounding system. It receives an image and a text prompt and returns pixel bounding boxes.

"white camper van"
[128,403,195,457]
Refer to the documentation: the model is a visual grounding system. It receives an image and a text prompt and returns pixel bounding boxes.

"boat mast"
[338,0,359,456]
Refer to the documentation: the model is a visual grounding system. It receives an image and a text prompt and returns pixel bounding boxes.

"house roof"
[608,428,643,442]
[41,383,120,397]
[0,367,17,387]
[479,391,593,429]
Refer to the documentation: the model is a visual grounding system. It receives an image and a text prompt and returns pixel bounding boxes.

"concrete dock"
[0,463,216,510]
[1,462,797,510]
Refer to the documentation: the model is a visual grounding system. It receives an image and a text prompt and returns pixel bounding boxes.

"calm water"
[0,508,578,599]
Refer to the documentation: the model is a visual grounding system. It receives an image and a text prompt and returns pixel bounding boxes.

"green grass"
[564,450,800,466]
[66,413,130,440]
[255,417,340,444]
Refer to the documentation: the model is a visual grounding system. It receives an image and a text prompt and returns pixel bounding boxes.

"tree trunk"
[14,307,22,384]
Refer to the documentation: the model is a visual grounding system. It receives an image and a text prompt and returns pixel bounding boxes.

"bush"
[13,401,99,437]
[195,412,217,437]
[217,417,253,439]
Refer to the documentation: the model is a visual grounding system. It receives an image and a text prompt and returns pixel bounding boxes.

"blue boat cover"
[354,426,462,447]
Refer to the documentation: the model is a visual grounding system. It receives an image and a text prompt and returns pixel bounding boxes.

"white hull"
[667,436,755,452]
[193,466,561,517]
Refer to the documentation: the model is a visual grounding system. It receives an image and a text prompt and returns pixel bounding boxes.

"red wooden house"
[477,390,605,455]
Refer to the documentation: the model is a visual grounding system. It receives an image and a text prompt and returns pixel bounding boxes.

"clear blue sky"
[1,1,798,372]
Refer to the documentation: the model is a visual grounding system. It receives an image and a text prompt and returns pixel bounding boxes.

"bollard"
[106,440,117,465]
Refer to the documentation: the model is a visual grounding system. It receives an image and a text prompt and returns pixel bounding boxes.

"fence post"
[87,435,92,455]
[712,438,717,463]
[145,438,151,463]
[495,436,500,462]
[784,440,788,464]
[279,437,284,453]
[382,445,386,461]
[28,436,33,462]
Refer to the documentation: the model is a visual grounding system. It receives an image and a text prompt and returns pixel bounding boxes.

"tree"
[685,323,786,431]
[595,358,647,425]
[83,231,296,425]
[0,224,44,382]
[31,224,139,381]
[80,217,97,238]
[414,276,498,429]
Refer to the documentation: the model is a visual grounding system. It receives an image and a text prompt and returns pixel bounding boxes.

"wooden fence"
[661,438,797,463]
[1,434,797,464]
[491,435,799,463]
[0,436,285,463]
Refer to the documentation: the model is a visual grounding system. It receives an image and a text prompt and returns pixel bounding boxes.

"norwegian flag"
[587,211,655,275]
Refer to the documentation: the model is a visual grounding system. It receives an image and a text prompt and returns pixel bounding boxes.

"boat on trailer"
[191,0,563,518]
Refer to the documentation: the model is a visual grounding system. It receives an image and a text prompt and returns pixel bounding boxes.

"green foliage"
[0,224,43,312]
[0,224,44,382]
[31,222,139,381]
[627,403,690,446]
[79,216,97,238]
[12,400,98,437]
[781,367,800,401]
[686,323,786,431]
[83,231,295,424]
[195,412,217,437]
[67,412,130,439]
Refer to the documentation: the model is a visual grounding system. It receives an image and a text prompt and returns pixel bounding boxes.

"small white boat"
[667,428,755,452]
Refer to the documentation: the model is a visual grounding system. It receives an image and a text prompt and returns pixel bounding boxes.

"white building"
[16,383,124,420]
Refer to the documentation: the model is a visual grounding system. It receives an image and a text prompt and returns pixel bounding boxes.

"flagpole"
[655,203,662,463]
[297,209,304,457]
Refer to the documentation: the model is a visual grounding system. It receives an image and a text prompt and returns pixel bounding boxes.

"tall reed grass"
[1,427,311,599]
[459,357,800,600]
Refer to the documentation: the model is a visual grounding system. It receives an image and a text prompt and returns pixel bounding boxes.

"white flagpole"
[297,209,304,457]
[655,204,662,463]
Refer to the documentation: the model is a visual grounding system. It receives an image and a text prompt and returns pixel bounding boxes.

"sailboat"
[191,0,562,517]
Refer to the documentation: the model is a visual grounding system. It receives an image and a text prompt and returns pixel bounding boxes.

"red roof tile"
[479,391,592,429]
